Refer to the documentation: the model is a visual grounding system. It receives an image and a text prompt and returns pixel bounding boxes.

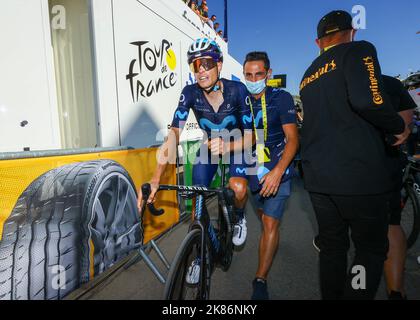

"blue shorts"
[252,180,292,221]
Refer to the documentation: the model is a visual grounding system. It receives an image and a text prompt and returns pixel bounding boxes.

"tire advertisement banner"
[0,149,177,300]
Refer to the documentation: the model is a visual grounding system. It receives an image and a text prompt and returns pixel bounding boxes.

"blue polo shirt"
[247,87,297,192]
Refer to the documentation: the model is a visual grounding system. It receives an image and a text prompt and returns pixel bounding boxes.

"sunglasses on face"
[189,58,218,73]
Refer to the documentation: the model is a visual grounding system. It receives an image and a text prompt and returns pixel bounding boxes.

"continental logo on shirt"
[363,56,384,105]
[300,60,337,91]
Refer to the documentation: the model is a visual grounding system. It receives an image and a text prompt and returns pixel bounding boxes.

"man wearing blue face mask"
[243,52,299,300]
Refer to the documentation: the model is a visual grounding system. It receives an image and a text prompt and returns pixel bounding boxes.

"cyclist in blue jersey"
[138,38,254,253]
[243,52,299,300]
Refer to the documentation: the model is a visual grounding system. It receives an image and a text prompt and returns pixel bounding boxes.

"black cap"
[317,10,353,39]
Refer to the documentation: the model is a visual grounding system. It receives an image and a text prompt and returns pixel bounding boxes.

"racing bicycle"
[140,168,236,300]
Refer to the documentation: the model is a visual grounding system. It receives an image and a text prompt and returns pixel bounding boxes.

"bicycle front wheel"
[163,229,211,300]
[401,183,420,249]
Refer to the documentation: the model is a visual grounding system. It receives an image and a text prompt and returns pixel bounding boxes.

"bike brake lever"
[147,203,165,216]
[141,183,165,216]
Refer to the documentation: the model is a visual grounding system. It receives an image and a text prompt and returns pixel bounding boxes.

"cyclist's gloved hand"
[137,180,159,214]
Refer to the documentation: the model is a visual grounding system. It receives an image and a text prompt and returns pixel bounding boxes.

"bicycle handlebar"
[140,183,236,219]
[141,183,165,216]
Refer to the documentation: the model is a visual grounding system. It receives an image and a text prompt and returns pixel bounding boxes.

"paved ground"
[80,178,420,300]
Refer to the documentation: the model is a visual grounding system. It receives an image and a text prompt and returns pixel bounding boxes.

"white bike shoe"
[232,217,247,246]
[185,258,200,285]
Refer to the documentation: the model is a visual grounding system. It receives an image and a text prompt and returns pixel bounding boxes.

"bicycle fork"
[190,195,216,299]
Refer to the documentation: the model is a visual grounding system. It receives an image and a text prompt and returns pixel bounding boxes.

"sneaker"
[232,217,247,246]
[251,278,269,300]
[312,235,320,253]
[185,258,200,285]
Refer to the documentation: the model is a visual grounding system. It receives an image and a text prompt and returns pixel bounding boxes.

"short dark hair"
[243,51,270,71]
[211,15,216,19]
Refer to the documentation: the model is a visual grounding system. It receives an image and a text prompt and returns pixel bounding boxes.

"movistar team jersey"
[171,78,253,134]
[299,40,405,195]
[248,87,297,192]
[171,78,253,186]
[250,87,297,146]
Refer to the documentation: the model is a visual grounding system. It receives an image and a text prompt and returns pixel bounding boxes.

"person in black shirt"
[312,75,416,299]
[300,10,410,300]
[382,75,416,300]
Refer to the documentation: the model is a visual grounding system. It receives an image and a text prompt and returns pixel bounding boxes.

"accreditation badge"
[257,144,271,163]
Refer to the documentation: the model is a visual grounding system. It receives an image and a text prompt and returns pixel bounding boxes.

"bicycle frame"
[142,183,235,261]
[189,190,232,270]
[142,161,235,299]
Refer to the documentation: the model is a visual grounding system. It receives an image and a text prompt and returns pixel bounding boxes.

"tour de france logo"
[126,39,178,103]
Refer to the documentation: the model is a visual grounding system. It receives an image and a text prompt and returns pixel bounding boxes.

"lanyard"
[250,93,268,143]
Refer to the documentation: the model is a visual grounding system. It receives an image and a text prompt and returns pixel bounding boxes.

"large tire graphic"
[0,160,141,300]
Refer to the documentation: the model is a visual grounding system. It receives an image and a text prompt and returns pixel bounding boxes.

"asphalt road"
[80,178,420,300]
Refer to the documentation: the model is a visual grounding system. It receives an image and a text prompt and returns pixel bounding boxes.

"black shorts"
[389,189,402,226]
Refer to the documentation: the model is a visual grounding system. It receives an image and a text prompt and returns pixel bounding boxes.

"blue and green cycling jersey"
[171,78,253,186]
[171,78,253,134]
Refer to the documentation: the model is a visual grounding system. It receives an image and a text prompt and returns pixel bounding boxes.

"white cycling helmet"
[187,38,223,64]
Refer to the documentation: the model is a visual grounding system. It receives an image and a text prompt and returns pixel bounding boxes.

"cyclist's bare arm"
[393,110,414,146]
[137,127,180,213]
[399,109,414,128]
[153,127,181,181]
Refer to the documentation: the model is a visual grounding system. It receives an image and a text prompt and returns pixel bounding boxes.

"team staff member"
[382,75,416,300]
[313,75,416,299]
[299,10,410,299]
[243,52,299,300]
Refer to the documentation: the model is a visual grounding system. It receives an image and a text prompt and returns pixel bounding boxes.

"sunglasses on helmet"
[189,58,218,73]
